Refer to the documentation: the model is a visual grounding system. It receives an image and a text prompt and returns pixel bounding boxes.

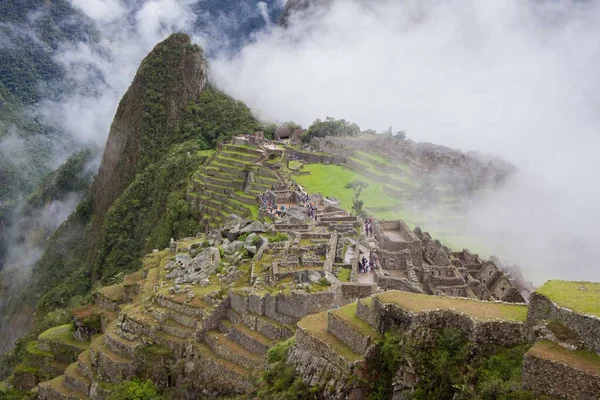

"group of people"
[359,256,374,273]
[364,218,374,236]
[305,203,317,220]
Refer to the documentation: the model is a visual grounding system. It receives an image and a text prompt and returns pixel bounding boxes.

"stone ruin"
[368,219,526,303]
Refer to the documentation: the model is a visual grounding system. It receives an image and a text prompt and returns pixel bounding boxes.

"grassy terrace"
[330,303,379,338]
[377,291,527,322]
[298,312,362,362]
[38,325,90,349]
[536,281,600,318]
[528,341,600,376]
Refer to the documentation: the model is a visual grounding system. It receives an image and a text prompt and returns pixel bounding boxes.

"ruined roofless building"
[370,219,525,303]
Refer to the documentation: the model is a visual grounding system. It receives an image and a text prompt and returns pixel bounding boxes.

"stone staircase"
[194,294,297,384]
[35,269,148,399]
[190,144,282,229]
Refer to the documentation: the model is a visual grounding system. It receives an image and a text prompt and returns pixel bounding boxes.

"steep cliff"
[87,33,208,268]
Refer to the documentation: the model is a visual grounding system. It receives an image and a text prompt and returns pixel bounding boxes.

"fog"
[212,0,600,284]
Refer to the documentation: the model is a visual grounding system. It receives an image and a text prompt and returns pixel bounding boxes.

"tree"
[302,117,360,143]
[345,180,369,216]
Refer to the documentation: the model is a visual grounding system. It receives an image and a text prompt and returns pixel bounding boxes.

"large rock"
[166,247,220,284]
[240,221,268,233]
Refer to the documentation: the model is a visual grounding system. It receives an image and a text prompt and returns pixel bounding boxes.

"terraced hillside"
[189,144,284,229]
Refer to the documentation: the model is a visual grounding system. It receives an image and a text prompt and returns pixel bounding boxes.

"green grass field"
[537,281,600,317]
[295,164,400,211]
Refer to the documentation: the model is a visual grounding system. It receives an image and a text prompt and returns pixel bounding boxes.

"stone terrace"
[188,143,283,230]
[522,281,600,399]
[290,290,528,397]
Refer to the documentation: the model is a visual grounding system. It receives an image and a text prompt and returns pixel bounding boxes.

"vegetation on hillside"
[301,117,360,143]
[366,327,535,400]
[179,85,259,149]
[94,140,207,282]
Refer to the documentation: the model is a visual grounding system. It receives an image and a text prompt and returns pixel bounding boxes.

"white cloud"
[213,0,600,283]
[257,2,271,25]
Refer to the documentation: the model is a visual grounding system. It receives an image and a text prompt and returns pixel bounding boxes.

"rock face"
[87,32,208,264]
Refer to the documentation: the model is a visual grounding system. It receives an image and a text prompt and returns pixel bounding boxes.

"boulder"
[225,241,245,255]
[240,221,268,233]
[324,271,339,285]
[245,245,258,255]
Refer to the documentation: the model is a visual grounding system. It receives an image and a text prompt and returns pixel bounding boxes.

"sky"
[8,0,600,284]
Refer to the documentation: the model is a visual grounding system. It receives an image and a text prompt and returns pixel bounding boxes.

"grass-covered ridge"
[536,280,600,317]
[377,291,528,322]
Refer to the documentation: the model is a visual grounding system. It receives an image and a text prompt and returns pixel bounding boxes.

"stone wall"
[527,292,600,353]
[339,283,377,303]
[277,291,336,319]
[374,298,527,348]
[522,347,600,400]
[375,276,422,293]
[328,312,373,354]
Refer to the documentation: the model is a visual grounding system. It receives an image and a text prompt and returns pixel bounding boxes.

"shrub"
[108,379,161,400]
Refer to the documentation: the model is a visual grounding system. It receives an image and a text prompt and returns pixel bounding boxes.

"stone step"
[93,284,125,312]
[222,201,251,219]
[204,165,246,181]
[202,180,236,195]
[199,173,245,190]
[201,188,230,204]
[224,144,264,157]
[152,331,187,358]
[104,324,144,358]
[232,192,257,207]
[160,319,196,339]
[119,309,157,337]
[155,295,204,318]
[215,155,249,170]
[89,336,136,384]
[41,361,70,378]
[228,323,273,356]
[327,303,380,355]
[38,375,87,400]
[205,331,267,371]
[227,310,294,341]
[192,343,253,393]
[76,351,93,380]
[250,182,273,192]
[63,362,91,396]
[37,325,90,364]
[296,311,362,372]
[221,150,259,163]
[211,161,246,176]
[149,305,199,329]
